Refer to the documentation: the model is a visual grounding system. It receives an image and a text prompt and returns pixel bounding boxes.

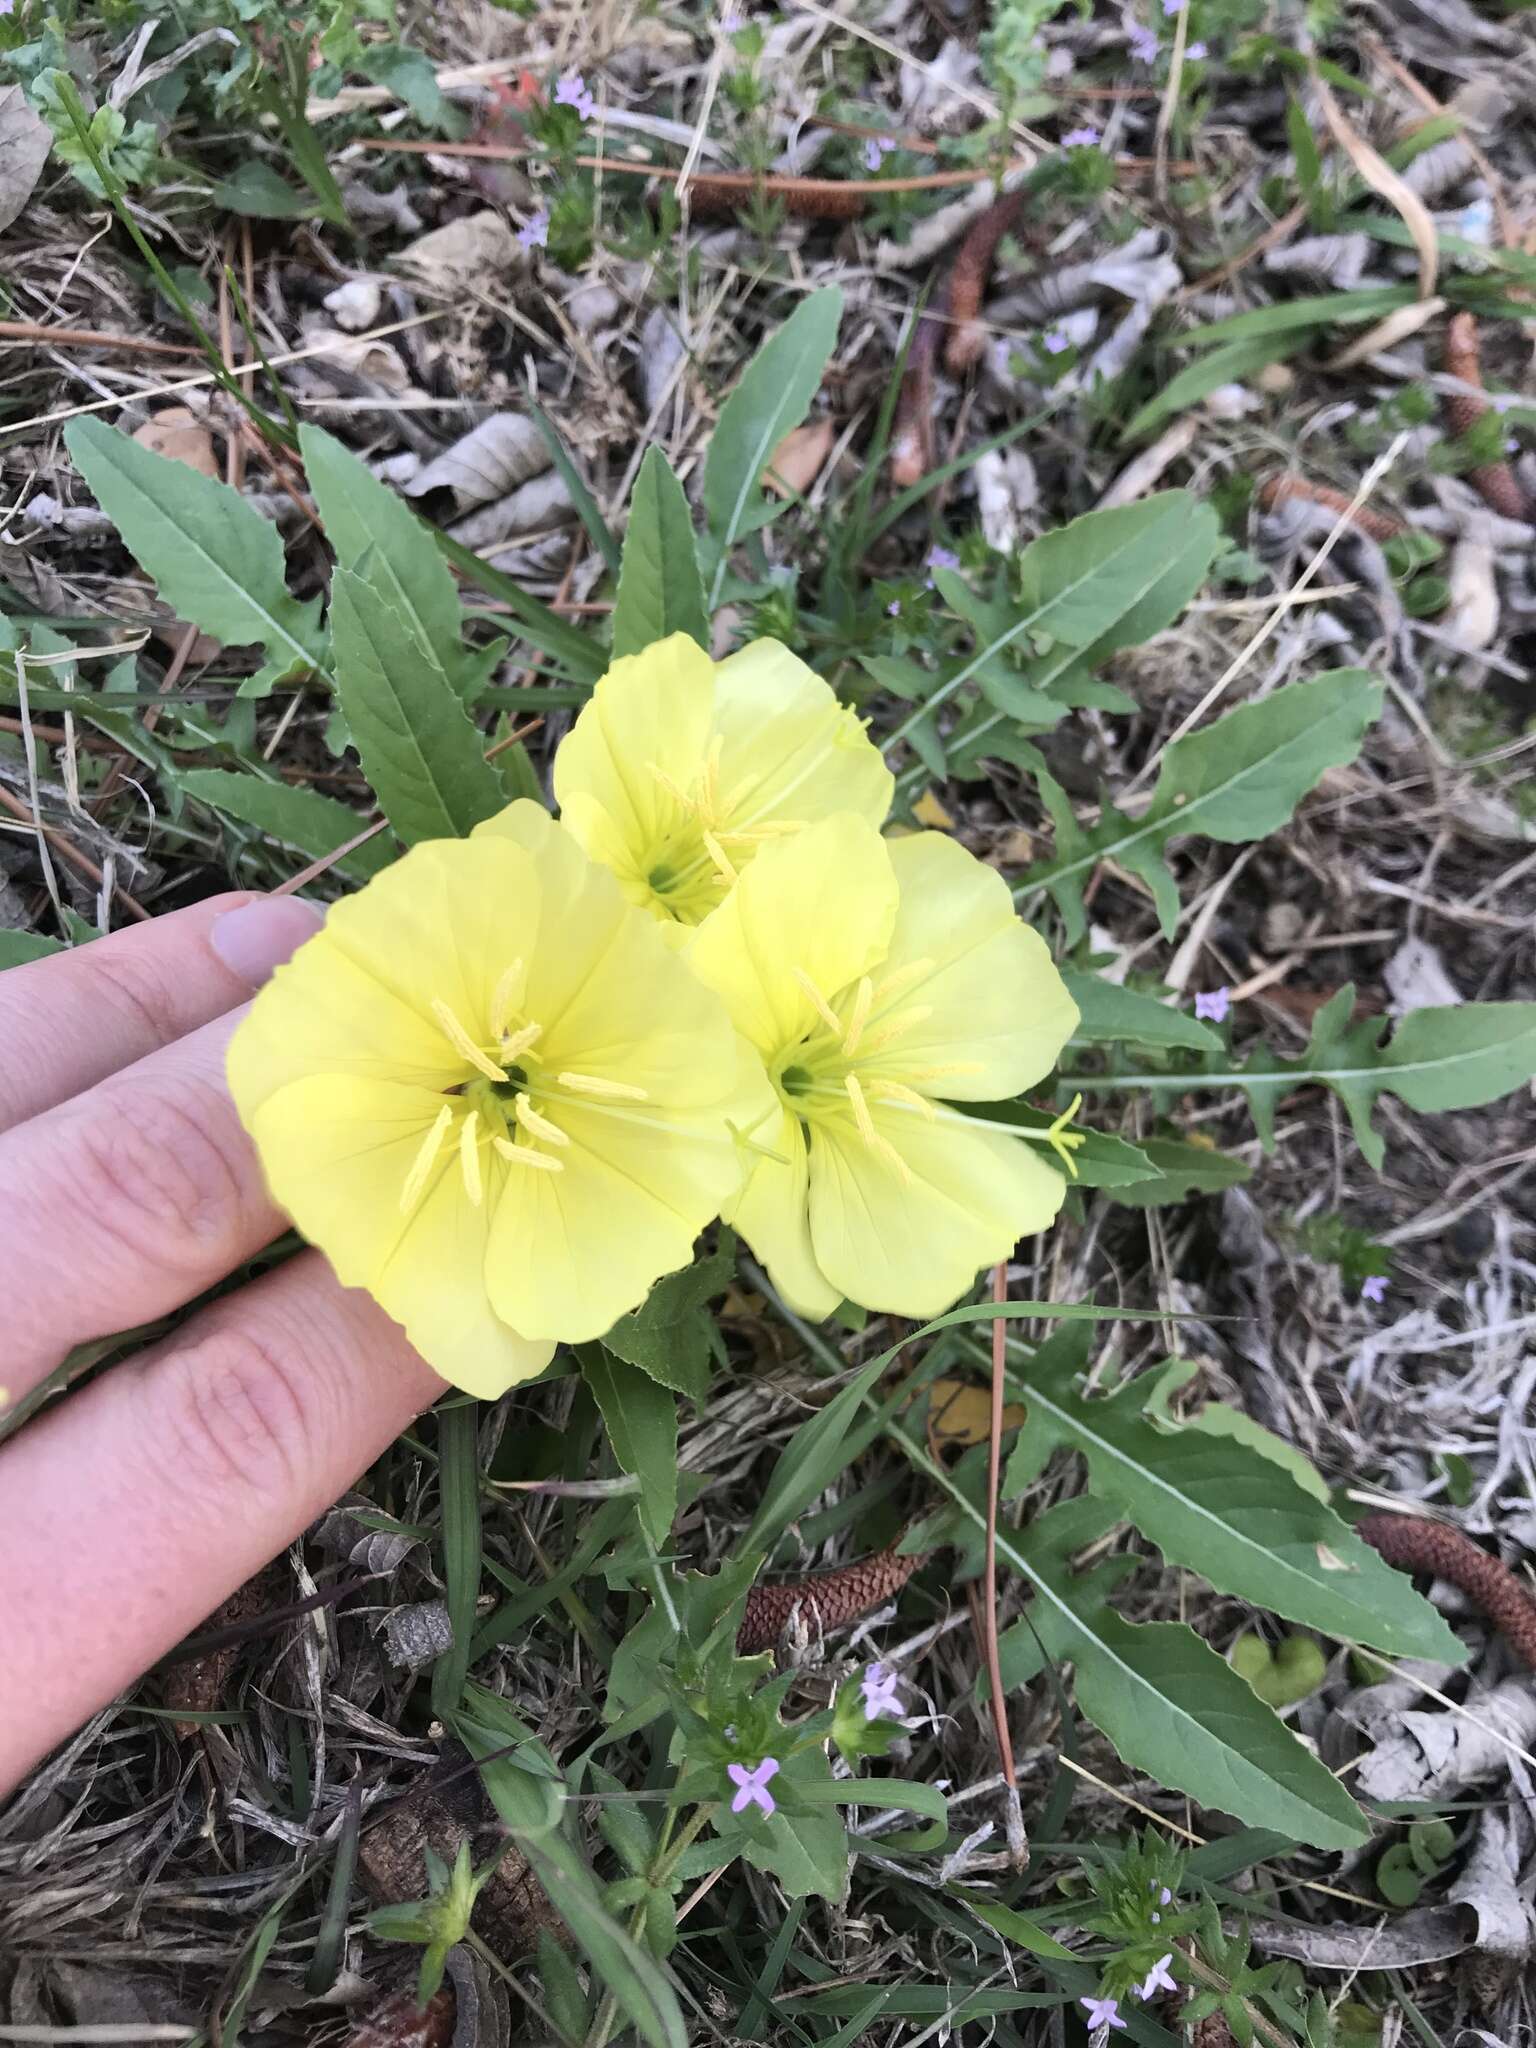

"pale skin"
[0,893,446,1798]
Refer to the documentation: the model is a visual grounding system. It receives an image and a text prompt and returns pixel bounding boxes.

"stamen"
[702,733,724,821]
[489,958,525,1040]
[866,1078,937,1120]
[792,967,844,1037]
[841,976,874,1056]
[500,1020,543,1061]
[516,1095,569,1146]
[845,1073,912,1185]
[459,1110,484,1207]
[858,1004,935,1055]
[649,761,699,812]
[871,957,936,1005]
[702,828,737,884]
[726,1116,792,1166]
[492,1135,565,1173]
[556,1071,649,1101]
[1045,1091,1087,1179]
[431,997,504,1083]
[399,1103,454,1214]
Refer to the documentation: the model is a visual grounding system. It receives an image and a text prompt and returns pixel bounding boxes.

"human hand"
[0,895,445,1796]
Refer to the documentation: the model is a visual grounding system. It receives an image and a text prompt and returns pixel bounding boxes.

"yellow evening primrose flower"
[686,814,1081,1321]
[228,801,771,1398]
[552,631,893,928]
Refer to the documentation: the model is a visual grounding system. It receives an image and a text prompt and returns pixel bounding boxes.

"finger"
[0,893,321,1136]
[3,1010,284,1406]
[0,1252,443,1796]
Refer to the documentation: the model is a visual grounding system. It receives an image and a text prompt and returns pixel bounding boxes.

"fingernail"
[210,896,324,988]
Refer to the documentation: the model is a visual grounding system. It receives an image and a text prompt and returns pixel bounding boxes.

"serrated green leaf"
[1003,1329,1463,1660]
[1063,974,1222,1053]
[704,286,843,601]
[988,1498,1370,1848]
[0,930,63,968]
[1021,669,1383,941]
[176,768,391,881]
[213,160,315,218]
[580,1347,678,1545]
[299,424,496,705]
[612,447,709,658]
[329,567,504,844]
[1106,1136,1253,1207]
[601,1233,733,1400]
[725,1744,849,1903]
[1073,986,1536,1170]
[64,418,327,694]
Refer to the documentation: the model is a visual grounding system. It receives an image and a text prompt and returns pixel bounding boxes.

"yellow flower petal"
[857,833,1079,1100]
[712,639,893,839]
[687,814,898,1058]
[725,1105,842,1321]
[807,1099,1068,1318]
[550,634,715,910]
[246,1076,551,1397]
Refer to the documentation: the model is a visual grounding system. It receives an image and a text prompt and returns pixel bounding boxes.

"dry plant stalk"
[1442,312,1529,522]
[1257,473,1407,544]
[1357,1512,1536,1668]
[736,1545,921,1653]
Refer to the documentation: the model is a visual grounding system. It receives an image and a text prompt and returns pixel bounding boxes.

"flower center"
[641,738,798,924]
[397,974,650,1214]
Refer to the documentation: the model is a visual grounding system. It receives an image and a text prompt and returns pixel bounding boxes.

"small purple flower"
[719,6,746,26]
[1162,0,1184,11]
[1135,1955,1178,2001]
[1360,1274,1388,1305]
[516,209,549,251]
[1187,40,1208,58]
[1042,327,1072,355]
[860,1661,903,1719]
[727,1757,780,1815]
[887,598,901,615]
[1128,25,1159,61]
[1080,1996,1127,2033]
[1155,1884,1173,1904]
[0,2,15,17]
[864,135,897,172]
[1193,986,1230,1024]
[925,544,959,583]
[554,70,596,121]
[1062,125,1101,148]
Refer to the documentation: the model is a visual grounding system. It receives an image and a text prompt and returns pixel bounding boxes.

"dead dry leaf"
[406,412,549,509]
[131,408,218,478]
[0,86,52,236]
[766,417,835,498]
[929,1376,1025,1446]
[1313,71,1439,297]
[1327,295,1446,371]
[395,209,523,296]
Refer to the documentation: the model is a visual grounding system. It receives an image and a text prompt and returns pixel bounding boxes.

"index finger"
[0,893,322,1136]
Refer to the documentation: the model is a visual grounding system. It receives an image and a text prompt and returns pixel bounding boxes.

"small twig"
[0,781,149,921]
[1357,1512,1536,1667]
[0,320,202,358]
[1257,473,1408,544]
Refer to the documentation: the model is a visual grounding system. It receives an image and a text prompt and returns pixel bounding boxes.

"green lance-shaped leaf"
[703,285,843,600]
[1103,1135,1253,1207]
[176,768,391,881]
[1069,986,1536,1169]
[299,425,498,704]
[1020,668,1383,941]
[993,1498,1371,1850]
[1003,1327,1465,1661]
[329,567,505,844]
[1062,973,1223,1054]
[64,418,328,695]
[0,932,63,969]
[612,446,709,658]
[580,1346,679,1545]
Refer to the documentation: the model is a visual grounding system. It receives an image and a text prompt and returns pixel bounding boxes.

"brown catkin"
[1440,312,1530,521]
[1356,1513,1536,1669]
[684,171,866,220]
[1257,473,1407,543]
[944,190,1028,372]
[737,1546,922,1655]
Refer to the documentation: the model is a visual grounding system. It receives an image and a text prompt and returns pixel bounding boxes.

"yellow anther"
[400,1103,454,1214]
[556,1071,649,1101]
[844,1071,878,1147]
[871,957,935,1005]
[792,967,844,1037]
[702,829,737,883]
[649,761,699,812]
[492,1135,564,1173]
[1045,1091,1087,1179]
[431,997,504,1083]
[489,958,525,1040]
[841,976,874,1056]
[460,1110,484,1206]
[859,1004,935,1055]
[516,1095,569,1146]
[866,1078,936,1120]
[500,1020,543,1062]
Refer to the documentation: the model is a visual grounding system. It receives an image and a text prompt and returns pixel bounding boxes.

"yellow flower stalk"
[686,815,1081,1320]
[228,802,770,1397]
[552,633,893,927]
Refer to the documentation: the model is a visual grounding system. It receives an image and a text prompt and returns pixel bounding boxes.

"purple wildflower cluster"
[1079,1886,1181,2031]
[554,70,596,121]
